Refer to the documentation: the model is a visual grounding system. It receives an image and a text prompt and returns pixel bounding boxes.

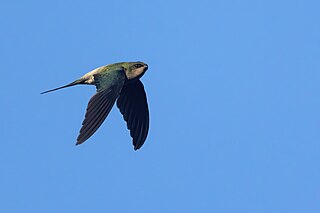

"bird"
[41,61,149,150]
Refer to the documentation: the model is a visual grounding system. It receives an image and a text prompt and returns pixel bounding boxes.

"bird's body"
[42,62,149,150]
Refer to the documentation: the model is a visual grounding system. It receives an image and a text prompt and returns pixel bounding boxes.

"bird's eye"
[134,64,143,68]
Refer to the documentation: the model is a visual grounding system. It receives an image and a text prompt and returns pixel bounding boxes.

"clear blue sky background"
[0,0,319,212]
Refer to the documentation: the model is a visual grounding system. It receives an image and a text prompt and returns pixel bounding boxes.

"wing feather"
[76,89,119,145]
[76,68,126,145]
[116,80,149,150]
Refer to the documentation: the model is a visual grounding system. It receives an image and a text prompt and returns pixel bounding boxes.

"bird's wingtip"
[134,146,140,151]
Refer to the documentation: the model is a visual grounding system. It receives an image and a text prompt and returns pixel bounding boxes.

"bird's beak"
[144,64,148,71]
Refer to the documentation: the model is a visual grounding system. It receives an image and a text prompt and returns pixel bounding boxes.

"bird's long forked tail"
[41,79,85,94]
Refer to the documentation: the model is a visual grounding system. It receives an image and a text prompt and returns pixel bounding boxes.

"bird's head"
[123,62,148,82]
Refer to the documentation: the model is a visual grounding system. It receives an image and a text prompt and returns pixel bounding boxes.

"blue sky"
[1,0,319,212]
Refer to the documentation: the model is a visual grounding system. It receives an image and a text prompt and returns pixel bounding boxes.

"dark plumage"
[41,62,150,150]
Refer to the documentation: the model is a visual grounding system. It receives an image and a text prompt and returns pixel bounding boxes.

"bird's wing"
[76,68,126,145]
[116,80,149,150]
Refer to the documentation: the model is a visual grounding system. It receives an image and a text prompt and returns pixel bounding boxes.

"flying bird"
[41,62,149,150]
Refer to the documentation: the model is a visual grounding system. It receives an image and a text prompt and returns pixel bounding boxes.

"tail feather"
[41,79,84,94]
